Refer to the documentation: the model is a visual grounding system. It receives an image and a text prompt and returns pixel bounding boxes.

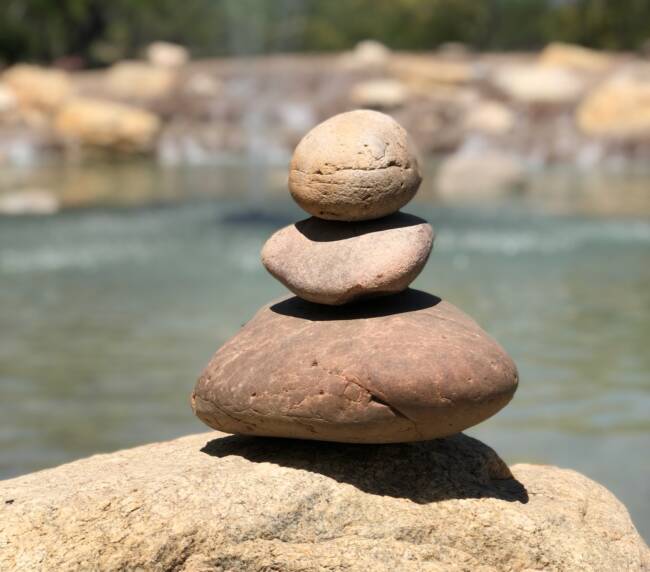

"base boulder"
[1,432,647,571]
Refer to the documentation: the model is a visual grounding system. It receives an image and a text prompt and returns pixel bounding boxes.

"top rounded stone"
[289,110,422,221]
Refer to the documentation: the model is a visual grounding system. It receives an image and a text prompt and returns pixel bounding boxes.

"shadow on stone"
[295,212,427,243]
[201,432,529,504]
[270,288,441,321]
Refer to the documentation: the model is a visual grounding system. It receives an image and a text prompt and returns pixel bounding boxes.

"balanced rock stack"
[192,110,518,443]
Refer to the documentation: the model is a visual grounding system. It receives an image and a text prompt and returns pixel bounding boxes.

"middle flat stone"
[261,212,434,305]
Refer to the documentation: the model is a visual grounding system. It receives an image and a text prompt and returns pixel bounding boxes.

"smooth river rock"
[261,212,434,305]
[1,432,647,571]
[192,290,519,443]
[288,109,422,221]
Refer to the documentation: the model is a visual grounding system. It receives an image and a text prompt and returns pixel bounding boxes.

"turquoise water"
[0,163,649,540]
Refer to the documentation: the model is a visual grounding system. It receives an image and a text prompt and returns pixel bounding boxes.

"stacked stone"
[192,110,518,443]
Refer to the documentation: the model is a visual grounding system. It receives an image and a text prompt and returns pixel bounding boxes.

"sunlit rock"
[577,66,650,139]
[105,61,177,101]
[391,55,476,94]
[289,110,421,221]
[436,147,526,198]
[2,433,647,571]
[184,72,222,98]
[349,78,409,109]
[341,39,391,70]
[262,213,433,305]
[492,64,585,105]
[463,100,515,135]
[146,41,189,68]
[193,291,518,442]
[2,65,73,113]
[54,97,161,152]
[539,42,613,73]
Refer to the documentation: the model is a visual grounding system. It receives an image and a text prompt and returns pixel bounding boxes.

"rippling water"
[0,161,649,540]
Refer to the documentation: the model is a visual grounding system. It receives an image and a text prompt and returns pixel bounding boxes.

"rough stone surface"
[1,432,647,572]
[261,212,434,305]
[54,97,161,152]
[288,109,422,221]
[193,290,518,443]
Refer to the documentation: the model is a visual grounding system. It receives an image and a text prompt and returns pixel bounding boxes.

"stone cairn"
[192,110,518,443]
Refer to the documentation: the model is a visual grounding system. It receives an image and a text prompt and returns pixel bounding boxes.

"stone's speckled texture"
[192,290,519,443]
[261,212,434,305]
[1,432,647,571]
[288,109,422,221]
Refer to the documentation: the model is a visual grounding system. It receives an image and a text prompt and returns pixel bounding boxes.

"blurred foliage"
[1,0,650,66]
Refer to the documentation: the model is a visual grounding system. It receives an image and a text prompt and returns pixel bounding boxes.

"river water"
[1,159,649,540]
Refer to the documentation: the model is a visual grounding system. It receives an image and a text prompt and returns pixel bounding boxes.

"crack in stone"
[291,165,412,175]
[321,366,423,437]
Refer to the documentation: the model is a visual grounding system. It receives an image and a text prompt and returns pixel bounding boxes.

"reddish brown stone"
[261,212,434,305]
[192,290,518,443]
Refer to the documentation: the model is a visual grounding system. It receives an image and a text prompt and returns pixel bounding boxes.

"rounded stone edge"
[260,218,435,306]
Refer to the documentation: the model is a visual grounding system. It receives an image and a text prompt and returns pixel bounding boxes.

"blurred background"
[0,0,649,541]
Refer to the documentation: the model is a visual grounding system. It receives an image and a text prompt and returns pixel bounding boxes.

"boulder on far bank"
[54,97,161,152]
[146,41,189,69]
[436,148,526,199]
[349,78,409,109]
[105,60,178,101]
[463,100,515,135]
[0,432,647,571]
[340,39,391,70]
[539,42,613,73]
[492,64,586,105]
[2,64,73,113]
[577,67,650,139]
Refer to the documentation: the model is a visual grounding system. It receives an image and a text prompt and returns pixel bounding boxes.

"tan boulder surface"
[289,110,422,221]
[2,64,72,112]
[492,64,585,105]
[105,61,177,101]
[349,79,409,109]
[436,149,526,198]
[261,213,434,305]
[1,432,647,571]
[577,72,650,139]
[54,97,161,152]
[146,41,189,69]
[390,56,476,92]
[340,40,391,70]
[192,290,518,443]
[539,42,612,73]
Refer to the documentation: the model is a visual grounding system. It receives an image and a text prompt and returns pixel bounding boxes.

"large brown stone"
[192,290,518,443]
[1,432,647,571]
[288,110,422,221]
[261,212,434,305]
